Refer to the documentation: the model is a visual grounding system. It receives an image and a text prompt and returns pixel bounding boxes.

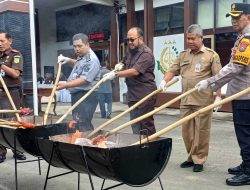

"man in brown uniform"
[0,31,26,163]
[159,24,222,172]
[104,27,157,135]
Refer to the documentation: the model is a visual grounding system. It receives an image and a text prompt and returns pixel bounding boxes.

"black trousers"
[71,91,98,131]
[0,89,22,156]
[232,100,250,173]
[128,96,156,136]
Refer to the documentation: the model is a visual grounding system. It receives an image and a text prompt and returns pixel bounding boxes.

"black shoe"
[13,153,26,160]
[228,165,244,175]
[193,164,203,172]
[106,112,111,119]
[0,155,6,163]
[226,173,250,186]
[180,161,194,168]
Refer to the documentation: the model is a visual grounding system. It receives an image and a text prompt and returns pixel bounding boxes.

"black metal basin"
[36,132,172,187]
[0,116,76,156]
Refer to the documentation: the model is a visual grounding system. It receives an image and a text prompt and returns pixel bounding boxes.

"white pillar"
[29,0,39,115]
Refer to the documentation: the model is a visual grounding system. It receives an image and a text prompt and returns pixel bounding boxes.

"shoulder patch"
[213,54,221,64]
[13,55,21,64]
[232,37,250,65]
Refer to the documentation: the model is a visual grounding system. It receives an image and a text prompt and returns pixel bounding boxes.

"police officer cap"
[226,3,250,17]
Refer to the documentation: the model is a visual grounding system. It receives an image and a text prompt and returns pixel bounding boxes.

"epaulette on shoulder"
[205,47,216,54]
[180,49,188,54]
[242,33,250,39]
[11,49,19,53]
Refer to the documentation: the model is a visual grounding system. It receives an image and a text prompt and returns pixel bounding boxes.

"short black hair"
[129,27,144,37]
[0,31,12,39]
[72,33,89,44]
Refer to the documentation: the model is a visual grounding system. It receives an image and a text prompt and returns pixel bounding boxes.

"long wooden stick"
[0,122,21,126]
[0,76,21,121]
[43,62,62,124]
[0,110,20,114]
[102,87,198,138]
[56,71,120,124]
[131,87,250,146]
[87,78,179,138]
[0,124,17,129]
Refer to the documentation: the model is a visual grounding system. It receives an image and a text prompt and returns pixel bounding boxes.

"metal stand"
[43,142,81,190]
[13,132,42,190]
[43,141,165,190]
[80,146,95,190]
[100,177,164,190]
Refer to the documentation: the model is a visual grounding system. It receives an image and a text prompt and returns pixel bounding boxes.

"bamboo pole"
[0,110,20,114]
[0,124,17,129]
[56,65,123,124]
[43,62,62,124]
[0,76,21,121]
[131,87,250,146]
[100,87,198,139]
[87,78,179,138]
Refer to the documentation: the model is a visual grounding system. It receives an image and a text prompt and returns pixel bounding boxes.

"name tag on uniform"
[195,63,201,72]
[72,73,78,79]
[0,69,5,77]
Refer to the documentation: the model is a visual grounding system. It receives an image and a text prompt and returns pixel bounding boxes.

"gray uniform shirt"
[207,24,250,100]
[67,49,101,94]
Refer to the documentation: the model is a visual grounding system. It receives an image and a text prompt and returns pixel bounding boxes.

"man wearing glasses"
[104,27,157,135]
[197,3,250,186]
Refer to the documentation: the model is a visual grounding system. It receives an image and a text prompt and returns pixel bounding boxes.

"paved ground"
[0,102,249,190]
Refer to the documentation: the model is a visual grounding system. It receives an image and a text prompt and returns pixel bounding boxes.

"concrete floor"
[0,103,249,190]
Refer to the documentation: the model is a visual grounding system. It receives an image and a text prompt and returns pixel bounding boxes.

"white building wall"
[38,7,71,78]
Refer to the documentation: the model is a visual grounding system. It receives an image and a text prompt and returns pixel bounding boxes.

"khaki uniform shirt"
[207,24,250,100]
[0,48,23,88]
[169,45,222,106]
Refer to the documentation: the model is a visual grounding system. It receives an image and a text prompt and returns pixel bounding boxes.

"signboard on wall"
[154,33,184,92]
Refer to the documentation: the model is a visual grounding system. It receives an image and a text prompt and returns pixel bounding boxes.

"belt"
[0,87,20,92]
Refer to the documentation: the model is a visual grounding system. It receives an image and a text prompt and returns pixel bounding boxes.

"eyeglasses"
[125,37,140,43]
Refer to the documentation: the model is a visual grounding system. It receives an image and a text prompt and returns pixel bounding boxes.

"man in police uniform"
[159,24,222,172]
[0,31,26,163]
[57,33,100,131]
[197,3,250,186]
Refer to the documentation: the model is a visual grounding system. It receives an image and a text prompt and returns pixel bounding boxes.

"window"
[154,3,184,36]
[216,0,243,27]
[197,0,214,29]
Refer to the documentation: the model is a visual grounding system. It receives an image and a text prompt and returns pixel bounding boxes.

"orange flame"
[71,130,81,144]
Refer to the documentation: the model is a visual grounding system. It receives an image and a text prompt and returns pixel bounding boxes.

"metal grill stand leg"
[43,143,55,190]
[81,146,95,190]
[78,172,80,190]
[14,133,18,190]
[38,157,42,175]
[158,177,164,190]
[101,179,105,190]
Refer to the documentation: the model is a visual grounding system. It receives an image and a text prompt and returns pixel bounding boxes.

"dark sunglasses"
[125,37,140,43]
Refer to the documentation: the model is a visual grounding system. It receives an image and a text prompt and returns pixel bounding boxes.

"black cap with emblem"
[226,3,250,17]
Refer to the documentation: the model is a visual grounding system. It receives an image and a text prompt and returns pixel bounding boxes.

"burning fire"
[71,130,81,144]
